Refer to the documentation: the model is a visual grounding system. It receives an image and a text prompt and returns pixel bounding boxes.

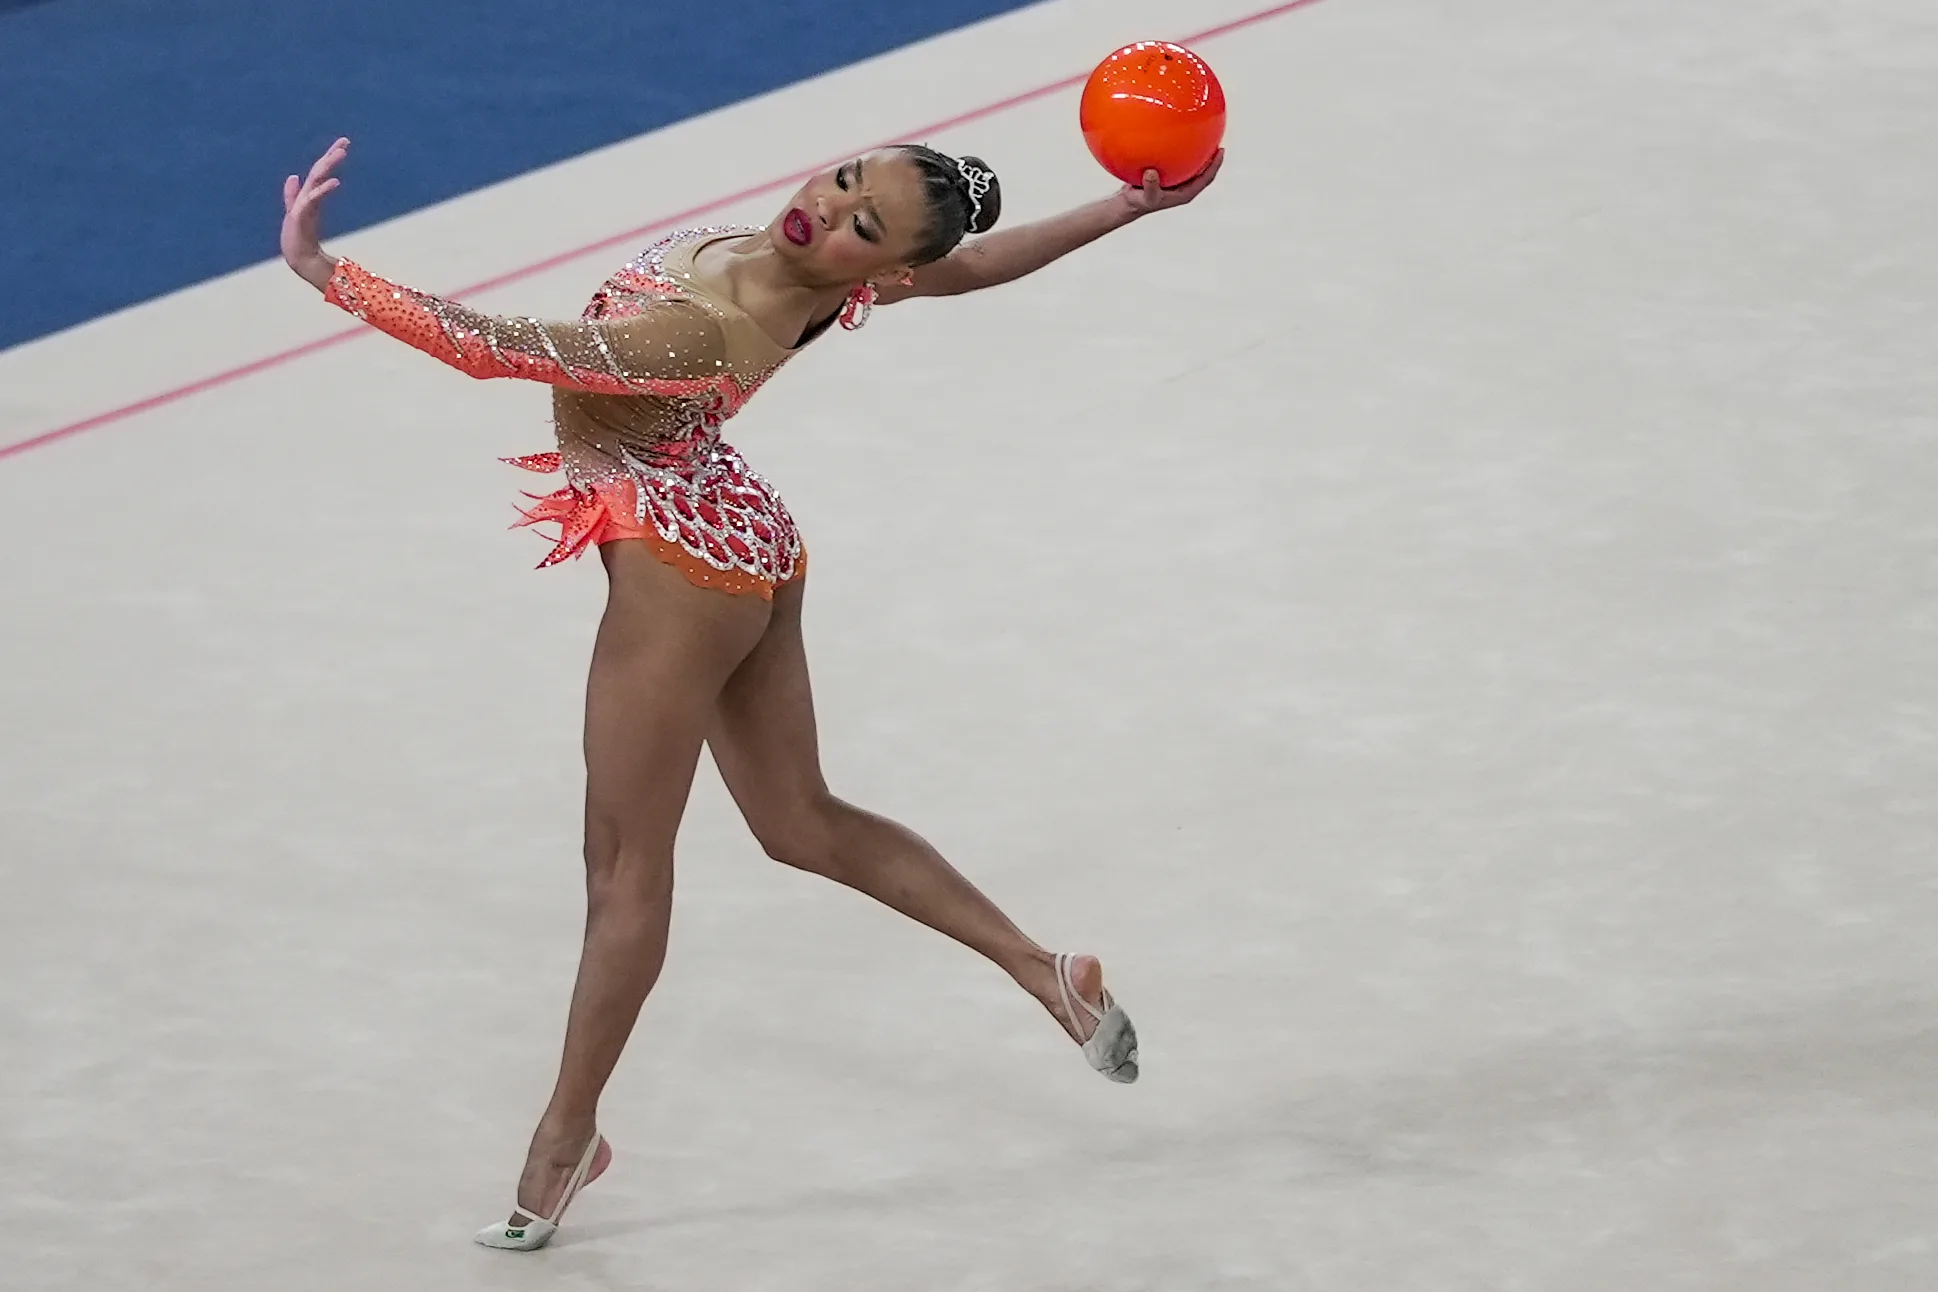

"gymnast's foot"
[1027,952,1139,1084]
[475,1126,611,1251]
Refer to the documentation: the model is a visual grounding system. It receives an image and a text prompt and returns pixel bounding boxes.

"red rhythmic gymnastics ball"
[1079,41,1227,188]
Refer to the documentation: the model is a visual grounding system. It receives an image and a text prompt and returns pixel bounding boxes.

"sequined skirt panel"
[506,437,804,600]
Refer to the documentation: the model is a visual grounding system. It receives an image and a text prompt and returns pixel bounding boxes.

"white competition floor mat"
[4,1,1935,1287]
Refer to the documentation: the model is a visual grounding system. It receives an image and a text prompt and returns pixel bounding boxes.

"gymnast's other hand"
[1120,148,1225,218]
[281,137,349,291]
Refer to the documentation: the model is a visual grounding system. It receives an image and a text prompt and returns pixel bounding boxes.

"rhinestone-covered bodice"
[550,226,795,487]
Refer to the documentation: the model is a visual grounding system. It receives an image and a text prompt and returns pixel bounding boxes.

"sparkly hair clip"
[955,158,993,229]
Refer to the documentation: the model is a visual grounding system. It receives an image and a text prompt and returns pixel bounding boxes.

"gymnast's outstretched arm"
[877,151,1225,303]
[281,137,729,395]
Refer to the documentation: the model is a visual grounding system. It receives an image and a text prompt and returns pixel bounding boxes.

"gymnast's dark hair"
[897,145,1003,264]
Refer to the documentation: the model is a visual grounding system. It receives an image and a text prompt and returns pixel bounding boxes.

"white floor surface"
[3,1,1935,1287]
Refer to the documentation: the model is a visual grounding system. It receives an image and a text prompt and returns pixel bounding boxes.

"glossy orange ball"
[1079,41,1227,188]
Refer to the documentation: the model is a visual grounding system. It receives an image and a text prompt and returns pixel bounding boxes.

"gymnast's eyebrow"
[857,157,887,233]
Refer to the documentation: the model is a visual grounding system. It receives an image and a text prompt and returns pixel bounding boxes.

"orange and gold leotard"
[326,226,840,599]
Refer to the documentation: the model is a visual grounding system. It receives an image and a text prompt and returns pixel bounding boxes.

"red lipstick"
[782,208,813,247]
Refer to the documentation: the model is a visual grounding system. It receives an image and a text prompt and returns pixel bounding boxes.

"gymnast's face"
[770,150,931,285]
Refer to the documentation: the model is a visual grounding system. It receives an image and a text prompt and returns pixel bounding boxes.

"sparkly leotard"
[326,226,849,598]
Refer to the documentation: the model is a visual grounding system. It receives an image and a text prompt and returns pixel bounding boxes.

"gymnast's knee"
[583,831,674,909]
[755,794,847,876]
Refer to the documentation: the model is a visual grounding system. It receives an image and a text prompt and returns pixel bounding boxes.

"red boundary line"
[1,0,1325,463]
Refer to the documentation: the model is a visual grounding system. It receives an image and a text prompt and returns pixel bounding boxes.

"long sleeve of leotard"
[324,258,730,396]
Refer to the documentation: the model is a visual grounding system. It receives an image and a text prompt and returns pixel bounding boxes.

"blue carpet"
[0,0,1043,350]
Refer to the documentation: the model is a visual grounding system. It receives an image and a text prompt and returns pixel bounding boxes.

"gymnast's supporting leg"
[498,543,772,1235]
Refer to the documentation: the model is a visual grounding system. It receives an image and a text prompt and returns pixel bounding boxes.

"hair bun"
[956,155,1003,234]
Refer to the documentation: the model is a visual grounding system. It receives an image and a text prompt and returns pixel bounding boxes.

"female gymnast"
[279,133,1222,1249]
